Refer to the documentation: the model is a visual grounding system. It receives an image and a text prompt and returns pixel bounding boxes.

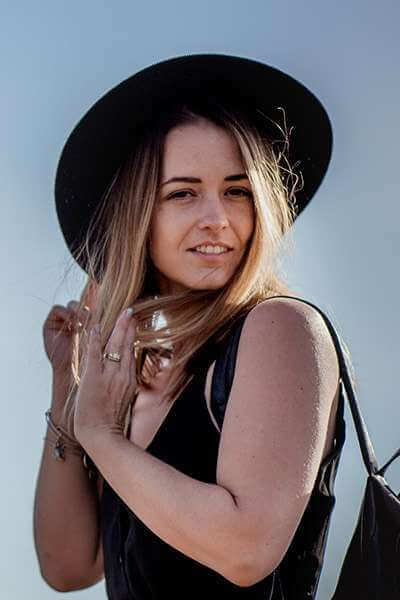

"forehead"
[161,118,244,175]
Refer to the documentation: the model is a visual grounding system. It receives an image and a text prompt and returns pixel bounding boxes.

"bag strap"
[214,295,381,476]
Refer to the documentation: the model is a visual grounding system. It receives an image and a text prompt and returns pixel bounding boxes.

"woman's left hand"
[74,308,138,443]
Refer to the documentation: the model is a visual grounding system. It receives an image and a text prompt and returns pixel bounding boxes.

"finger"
[73,305,91,332]
[85,325,102,376]
[44,306,74,332]
[80,279,97,309]
[103,309,134,375]
[104,308,134,360]
[67,300,91,333]
[77,308,91,335]
[67,300,88,316]
[46,305,70,321]
[58,301,78,334]
[121,317,138,375]
[82,304,91,316]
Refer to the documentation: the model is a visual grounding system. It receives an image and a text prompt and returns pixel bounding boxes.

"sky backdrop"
[1,1,399,598]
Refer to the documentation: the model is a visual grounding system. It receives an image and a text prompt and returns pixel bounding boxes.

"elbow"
[41,573,103,593]
[38,562,104,593]
[42,578,75,593]
[222,509,295,587]
[39,568,76,593]
[226,562,276,589]
[36,555,68,592]
[223,536,283,588]
[35,543,104,592]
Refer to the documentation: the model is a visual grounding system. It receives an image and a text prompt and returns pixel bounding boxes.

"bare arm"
[33,374,104,592]
[33,297,104,592]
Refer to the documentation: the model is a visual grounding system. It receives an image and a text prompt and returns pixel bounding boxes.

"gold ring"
[103,351,122,363]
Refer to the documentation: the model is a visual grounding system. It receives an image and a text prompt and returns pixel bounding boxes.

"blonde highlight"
[61,103,302,437]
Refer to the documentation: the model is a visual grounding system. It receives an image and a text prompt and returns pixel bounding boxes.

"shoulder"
[205,296,340,437]
[243,295,329,334]
[234,296,340,431]
[237,296,339,381]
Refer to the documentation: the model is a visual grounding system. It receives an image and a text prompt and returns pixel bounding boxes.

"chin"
[162,268,235,294]
[183,277,231,292]
[188,284,224,292]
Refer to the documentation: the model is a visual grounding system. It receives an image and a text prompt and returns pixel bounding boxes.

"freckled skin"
[150,119,255,294]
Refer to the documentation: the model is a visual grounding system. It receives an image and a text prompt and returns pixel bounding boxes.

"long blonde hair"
[63,102,303,435]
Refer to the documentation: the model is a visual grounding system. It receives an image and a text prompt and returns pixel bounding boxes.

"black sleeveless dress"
[101,304,346,599]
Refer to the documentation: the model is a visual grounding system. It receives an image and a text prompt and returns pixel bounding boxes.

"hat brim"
[55,53,333,272]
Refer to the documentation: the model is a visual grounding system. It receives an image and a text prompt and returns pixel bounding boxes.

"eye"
[225,187,253,199]
[167,190,194,200]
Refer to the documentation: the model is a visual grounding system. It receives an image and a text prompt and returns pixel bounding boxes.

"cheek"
[236,204,255,243]
[149,211,182,266]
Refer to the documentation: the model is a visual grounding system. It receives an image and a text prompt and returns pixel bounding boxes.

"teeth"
[194,245,229,254]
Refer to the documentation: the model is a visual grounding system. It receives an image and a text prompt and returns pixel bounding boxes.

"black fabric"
[101,303,345,599]
[332,469,400,599]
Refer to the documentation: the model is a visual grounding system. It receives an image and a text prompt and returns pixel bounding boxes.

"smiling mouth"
[188,248,233,255]
[188,249,233,260]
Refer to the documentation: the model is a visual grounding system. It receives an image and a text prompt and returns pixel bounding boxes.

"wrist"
[52,367,73,389]
[43,408,98,480]
[48,403,71,430]
[51,374,75,422]
[75,423,125,454]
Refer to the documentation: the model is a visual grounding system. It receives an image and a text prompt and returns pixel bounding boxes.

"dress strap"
[211,295,379,476]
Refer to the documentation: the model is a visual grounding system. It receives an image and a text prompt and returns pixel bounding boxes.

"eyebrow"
[160,173,249,187]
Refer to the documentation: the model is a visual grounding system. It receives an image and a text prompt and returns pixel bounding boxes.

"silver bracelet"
[44,409,98,480]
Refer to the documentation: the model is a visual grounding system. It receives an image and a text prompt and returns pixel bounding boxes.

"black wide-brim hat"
[55,53,333,273]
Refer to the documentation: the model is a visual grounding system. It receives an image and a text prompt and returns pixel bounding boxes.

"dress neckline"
[126,366,211,452]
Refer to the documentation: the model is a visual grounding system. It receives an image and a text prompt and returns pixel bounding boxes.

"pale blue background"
[1,1,399,598]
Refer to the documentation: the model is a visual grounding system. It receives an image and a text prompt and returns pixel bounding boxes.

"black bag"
[329,322,400,598]
[212,295,400,599]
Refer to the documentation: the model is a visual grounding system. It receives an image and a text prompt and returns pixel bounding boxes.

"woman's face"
[149,118,255,294]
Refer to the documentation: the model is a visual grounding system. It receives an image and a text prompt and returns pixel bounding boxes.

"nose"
[197,194,229,232]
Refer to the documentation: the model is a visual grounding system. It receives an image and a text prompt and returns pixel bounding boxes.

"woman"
[34,55,345,599]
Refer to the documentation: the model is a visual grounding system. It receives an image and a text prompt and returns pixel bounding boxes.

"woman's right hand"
[43,301,90,375]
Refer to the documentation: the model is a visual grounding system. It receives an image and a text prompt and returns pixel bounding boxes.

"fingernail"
[126,307,134,317]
